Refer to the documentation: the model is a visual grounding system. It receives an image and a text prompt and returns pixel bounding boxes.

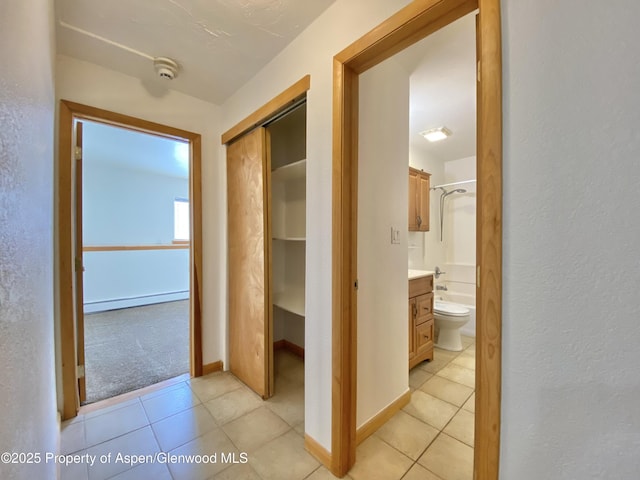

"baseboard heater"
[84,290,189,313]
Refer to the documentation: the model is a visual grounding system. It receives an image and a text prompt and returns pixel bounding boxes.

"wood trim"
[83,245,190,251]
[335,0,478,73]
[202,360,224,375]
[355,390,411,445]
[58,100,204,419]
[59,100,199,141]
[75,121,86,404]
[331,57,359,476]
[191,134,204,378]
[221,75,311,145]
[475,1,502,478]
[265,129,274,398]
[274,339,305,359]
[331,0,501,478]
[304,434,332,470]
[59,100,79,421]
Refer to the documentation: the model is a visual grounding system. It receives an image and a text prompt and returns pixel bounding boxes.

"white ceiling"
[396,12,477,163]
[83,120,189,179]
[56,0,337,105]
[59,2,475,166]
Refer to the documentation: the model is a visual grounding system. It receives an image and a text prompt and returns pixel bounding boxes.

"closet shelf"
[273,288,305,317]
[272,158,306,182]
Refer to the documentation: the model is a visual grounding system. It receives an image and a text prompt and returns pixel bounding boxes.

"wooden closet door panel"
[227,127,272,398]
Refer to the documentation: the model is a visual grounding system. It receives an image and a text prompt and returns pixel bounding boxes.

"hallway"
[60,339,475,479]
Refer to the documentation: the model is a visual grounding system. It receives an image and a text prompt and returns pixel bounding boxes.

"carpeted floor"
[84,300,189,404]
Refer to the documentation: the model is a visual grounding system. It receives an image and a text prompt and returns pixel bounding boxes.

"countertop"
[408,269,435,280]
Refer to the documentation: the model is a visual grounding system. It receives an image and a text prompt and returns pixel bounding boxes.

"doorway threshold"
[78,373,190,416]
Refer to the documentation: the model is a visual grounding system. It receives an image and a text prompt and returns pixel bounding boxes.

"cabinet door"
[417,173,430,231]
[408,299,416,362]
[416,319,434,357]
[408,169,419,230]
[227,127,272,399]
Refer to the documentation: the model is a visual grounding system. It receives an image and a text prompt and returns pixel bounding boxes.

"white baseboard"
[84,290,189,313]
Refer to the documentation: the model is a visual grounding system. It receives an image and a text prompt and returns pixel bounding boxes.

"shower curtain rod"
[431,179,477,190]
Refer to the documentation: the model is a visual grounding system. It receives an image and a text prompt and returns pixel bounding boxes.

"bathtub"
[434,288,476,338]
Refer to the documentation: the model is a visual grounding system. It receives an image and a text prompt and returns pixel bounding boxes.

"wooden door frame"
[58,100,204,420]
[74,121,86,404]
[331,0,502,478]
[221,75,311,145]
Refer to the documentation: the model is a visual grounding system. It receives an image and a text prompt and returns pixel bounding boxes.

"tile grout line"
[396,433,446,480]
[393,341,475,479]
[63,358,304,480]
[84,381,192,480]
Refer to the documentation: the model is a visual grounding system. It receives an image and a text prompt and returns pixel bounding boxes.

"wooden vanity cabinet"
[409,274,434,369]
[408,167,431,232]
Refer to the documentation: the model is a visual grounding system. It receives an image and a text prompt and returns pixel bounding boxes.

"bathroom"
[408,152,477,343]
[355,12,478,469]
[403,10,477,347]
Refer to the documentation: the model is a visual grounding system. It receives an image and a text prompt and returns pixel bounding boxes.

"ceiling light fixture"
[420,126,452,142]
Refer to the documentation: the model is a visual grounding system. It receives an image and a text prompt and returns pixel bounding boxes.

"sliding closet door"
[227,127,272,399]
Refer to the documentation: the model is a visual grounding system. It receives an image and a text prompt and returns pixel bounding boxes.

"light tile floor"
[350,336,476,480]
[60,338,475,480]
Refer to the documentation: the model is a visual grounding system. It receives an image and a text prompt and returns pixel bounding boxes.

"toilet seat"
[434,301,470,317]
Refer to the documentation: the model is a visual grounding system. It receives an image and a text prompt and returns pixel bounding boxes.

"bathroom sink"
[408,269,435,280]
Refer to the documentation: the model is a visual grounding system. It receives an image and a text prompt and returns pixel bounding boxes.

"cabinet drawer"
[416,320,434,352]
[416,293,433,322]
[409,275,433,298]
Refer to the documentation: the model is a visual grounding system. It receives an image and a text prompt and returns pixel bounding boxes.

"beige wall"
[0,0,58,478]
[357,56,411,426]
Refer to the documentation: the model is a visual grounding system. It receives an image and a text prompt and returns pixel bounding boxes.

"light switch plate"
[391,227,400,244]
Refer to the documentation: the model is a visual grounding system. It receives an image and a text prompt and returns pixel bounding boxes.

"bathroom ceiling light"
[421,126,452,142]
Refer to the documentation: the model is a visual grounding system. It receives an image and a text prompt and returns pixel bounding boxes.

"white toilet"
[434,301,471,351]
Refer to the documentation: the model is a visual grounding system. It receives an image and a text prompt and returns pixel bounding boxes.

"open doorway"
[58,101,204,419]
[80,120,191,403]
[331,0,502,477]
[355,10,478,478]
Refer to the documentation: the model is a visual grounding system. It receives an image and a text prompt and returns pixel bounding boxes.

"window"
[174,198,190,241]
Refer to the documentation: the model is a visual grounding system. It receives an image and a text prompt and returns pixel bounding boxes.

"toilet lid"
[434,301,470,317]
